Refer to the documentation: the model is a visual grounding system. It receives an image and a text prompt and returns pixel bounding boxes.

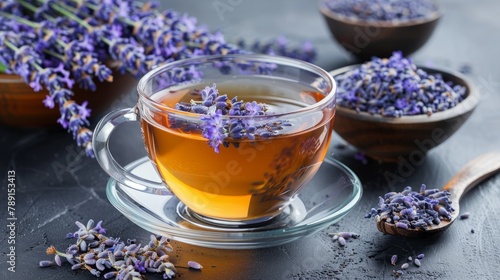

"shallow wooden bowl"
[319,0,441,60]
[329,65,479,162]
[0,72,136,128]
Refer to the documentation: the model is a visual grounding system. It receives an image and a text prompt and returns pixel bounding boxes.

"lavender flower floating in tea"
[173,83,289,152]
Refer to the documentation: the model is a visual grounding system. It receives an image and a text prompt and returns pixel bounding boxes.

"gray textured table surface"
[1,0,500,279]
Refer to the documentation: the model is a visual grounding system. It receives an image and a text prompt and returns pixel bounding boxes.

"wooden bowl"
[0,72,137,128]
[319,0,442,60]
[329,65,479,162]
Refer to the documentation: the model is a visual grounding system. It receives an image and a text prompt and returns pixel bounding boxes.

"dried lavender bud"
[460,212,470,219]
[96,258,108,271]
[97,251,109,259]
[188,261,203,270]
[54,255,62,266]
[39,260,54,268]
[395,222,409,229]
[391,255,398,266]
[103,272,117,279]
[336,52,467,117]
[417,253,425,259]
[90,268,101,277]
[366,184,454,230]
[83,253,96,265]
[334,232,359,239]
[80,240,87,252]
[338,236,347,246]
[67,244,78,255]
[401,263,409,270]
[325,0,438,22]
[414,259,422,267]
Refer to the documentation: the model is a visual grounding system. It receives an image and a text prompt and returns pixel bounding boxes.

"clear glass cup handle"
[93,108,168,193]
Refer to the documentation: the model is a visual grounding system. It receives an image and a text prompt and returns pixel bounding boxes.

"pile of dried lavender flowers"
[324,0,438,22]
[39,219,202,279]
[365,184,455,230]
[335,51,467,117]
[0,0,315,157]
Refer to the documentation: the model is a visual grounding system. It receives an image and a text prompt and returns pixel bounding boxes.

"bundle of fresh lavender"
[0,0,315,157]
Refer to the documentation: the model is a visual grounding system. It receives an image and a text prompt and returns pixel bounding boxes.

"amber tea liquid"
[141,78,335,221]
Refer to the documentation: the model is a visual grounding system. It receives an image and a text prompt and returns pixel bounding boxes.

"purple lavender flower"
[187,261,203,270]
[244,101,265,116]
[200,109,227,153]
[173,83,286,152]
[238,36,317,63]
[0,0,310,158]
[42,95,55,109]
[77,101,91,119]
[354,152,368,164]
[134,260,147,274]
[92,220,106,234]
[201,83,219,103]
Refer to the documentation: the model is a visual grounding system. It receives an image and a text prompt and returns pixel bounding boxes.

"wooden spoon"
[377,152,500,237]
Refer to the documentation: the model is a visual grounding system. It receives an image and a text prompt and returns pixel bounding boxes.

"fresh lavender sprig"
[174,83,288,153]
[40,219,201,279]
[365,184,455,230]
[336,51,467,117]
[1,0,314,157]
[238,35,317,63]
[0,30,95,157]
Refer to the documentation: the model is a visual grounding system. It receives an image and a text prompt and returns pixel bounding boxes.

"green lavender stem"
[0,62,7,73]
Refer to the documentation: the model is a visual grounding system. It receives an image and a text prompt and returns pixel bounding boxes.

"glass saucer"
[106,155,362,249]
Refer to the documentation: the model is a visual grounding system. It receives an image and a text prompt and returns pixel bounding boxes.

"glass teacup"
[93,54,336,227]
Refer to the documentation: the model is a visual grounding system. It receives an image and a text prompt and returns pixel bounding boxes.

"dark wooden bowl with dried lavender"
[319,0,441,60]
[329,54,479,162]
